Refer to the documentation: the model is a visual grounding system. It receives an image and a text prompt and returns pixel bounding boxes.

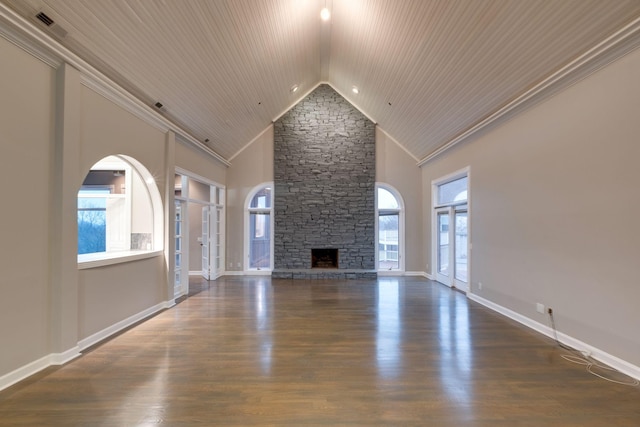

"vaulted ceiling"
[3,0,640,163]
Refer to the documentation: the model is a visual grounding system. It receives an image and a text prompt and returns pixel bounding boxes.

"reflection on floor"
[0,276,638,426]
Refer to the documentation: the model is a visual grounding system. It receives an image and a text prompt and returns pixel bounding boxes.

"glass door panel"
[454,211,468,283]
[249,213,271,269]
[378,213,399,270]
[437,212,450,276]
[202,206,210,280]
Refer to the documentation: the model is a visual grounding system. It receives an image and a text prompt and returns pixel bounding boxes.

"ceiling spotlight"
[320,7,331,21]
[154,101,163,109]
[290,84,299,93]
[205,138,210,143]
[352,86,359,94]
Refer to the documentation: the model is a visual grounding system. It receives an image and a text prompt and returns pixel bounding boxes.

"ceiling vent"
[35,12,54,26]
[34,11,68,39]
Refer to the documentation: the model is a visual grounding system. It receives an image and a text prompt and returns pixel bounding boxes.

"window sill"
[78,250,163,270]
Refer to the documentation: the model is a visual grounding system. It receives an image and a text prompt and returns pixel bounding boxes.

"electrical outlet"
[426,263,429,270]
[237,262,241,267]
[478,282,482,290]
[536,303,545,314]
[229,262,233,268]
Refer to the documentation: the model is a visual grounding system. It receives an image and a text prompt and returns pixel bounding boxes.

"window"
[77,187,111,254]
[78,155,163,268]
[376,184,404,271]
[437,176,467,206]
[246,184,273,271]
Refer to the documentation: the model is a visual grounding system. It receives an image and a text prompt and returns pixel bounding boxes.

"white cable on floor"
[549,311,639,387]
[561,353,639,387]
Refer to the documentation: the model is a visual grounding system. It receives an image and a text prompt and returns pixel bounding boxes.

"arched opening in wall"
[77,155,163,268]
[245,183,273,272]
[376,184,404,272]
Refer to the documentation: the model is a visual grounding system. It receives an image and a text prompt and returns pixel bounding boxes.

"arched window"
[245,183,273,271]
[77,155,163,268]
[376,184,404,271]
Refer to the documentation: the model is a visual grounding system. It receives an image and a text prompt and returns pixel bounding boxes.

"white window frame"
[78,155,164,269]
[376,183,405,273]
[244,182,274,274]
[431,166,471,292]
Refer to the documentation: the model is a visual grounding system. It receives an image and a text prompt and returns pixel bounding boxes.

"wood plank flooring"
[1,276,639,426]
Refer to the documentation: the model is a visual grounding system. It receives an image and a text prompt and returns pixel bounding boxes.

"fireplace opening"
[311,249,338,269]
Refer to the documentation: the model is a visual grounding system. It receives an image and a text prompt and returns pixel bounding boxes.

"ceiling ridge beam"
[417,15,640,167]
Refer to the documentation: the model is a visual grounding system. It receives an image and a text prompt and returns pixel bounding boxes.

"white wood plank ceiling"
[4,0,640,162]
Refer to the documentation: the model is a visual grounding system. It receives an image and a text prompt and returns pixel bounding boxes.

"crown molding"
[0,4,61,68]
[418,16,640,167]
[0,2,230,168]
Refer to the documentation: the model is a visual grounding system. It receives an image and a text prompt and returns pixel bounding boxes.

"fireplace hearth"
[311,249,338,269]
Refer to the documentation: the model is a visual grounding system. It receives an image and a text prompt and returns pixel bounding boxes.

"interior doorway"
[174,169,225,298]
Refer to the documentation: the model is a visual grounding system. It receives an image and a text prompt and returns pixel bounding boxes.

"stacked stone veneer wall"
[272,84,376,279]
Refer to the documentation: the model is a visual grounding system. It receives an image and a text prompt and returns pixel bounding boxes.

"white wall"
[0,26,222,387]
[76,87,169,341]
[422,47,640,368]
[226,126,274,271]
[0,35,55,376]
[376,128,424,272]
[175,140,226,186]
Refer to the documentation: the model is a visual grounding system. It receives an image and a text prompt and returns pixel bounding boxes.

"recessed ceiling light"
[352,86,359,94]
[320,7,331,21]
[290,84,299,93]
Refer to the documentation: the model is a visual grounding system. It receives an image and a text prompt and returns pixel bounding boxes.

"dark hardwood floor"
[1,276,638,426]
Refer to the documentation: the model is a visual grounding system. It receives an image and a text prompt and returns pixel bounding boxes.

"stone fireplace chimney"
[272,84,376,279]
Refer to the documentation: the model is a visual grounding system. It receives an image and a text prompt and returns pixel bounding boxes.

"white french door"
[202,206,211,280]
[435,205,469,292]
[201,205,221,280]
[174,200,187,297]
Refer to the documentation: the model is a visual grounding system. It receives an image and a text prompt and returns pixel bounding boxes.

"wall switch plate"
[478,282,482,290]
[536,303,545,314]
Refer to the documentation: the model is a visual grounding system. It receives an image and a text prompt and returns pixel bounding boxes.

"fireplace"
[311,249,338,269]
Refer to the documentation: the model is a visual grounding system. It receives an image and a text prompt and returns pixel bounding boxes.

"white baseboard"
[0,345,82,392]
[243,270,272,276]
[468,293,640,381]
[50,346,81,365]
[378,270,402,276]
[1,299,175,392]
[223,271,245,276]
[0,354,51,392]
[410,271,434,280]
[378,271,431,278]
[77,300,169,351]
